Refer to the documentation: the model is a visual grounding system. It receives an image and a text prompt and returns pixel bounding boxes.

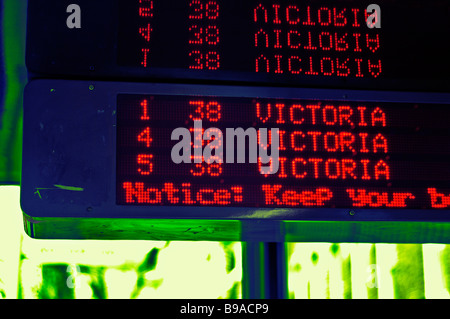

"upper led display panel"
[26,0,450,91]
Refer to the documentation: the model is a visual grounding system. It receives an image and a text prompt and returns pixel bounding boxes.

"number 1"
[140,99,150,120]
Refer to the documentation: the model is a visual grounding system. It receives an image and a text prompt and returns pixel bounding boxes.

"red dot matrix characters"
[122,1,386,80]
[138,0,154,67]
[123,182,243,205]
[188,0,221,70]
[117,95,450,209]
[253,3,383,78]
[347,189,415,208]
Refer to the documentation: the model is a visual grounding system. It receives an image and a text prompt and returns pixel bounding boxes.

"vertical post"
[242,242,265,299]
[241,220,288,299]
[265,242,288,299]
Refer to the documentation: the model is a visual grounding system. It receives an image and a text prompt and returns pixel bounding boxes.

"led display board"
[26,0,450,91]
[116,94,450,210]
[21,80,450,226]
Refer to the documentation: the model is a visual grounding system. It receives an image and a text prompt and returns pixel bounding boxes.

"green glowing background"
[0,0,449,299]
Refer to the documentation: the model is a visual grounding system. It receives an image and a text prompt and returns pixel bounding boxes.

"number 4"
[137,127,152,147]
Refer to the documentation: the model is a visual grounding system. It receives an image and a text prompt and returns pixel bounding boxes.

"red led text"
[253,4,383,78]
[123,182,243,205]
[188,0,221,70]
[262,185,333,206]
[428,188,450,208]
[346,189,415,208]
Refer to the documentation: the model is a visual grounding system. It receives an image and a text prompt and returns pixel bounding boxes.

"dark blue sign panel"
[21,80,450,225]
[25,0,450,91]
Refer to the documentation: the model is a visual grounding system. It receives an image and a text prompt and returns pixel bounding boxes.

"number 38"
[189,51,220,70]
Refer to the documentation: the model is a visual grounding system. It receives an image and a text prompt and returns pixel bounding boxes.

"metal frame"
[21,79,450,242]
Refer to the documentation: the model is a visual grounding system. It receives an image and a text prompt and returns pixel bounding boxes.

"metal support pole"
[241,221,288,299]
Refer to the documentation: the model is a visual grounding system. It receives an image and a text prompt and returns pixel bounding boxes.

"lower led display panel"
[116,94,449,210]
[21,80,450,239]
